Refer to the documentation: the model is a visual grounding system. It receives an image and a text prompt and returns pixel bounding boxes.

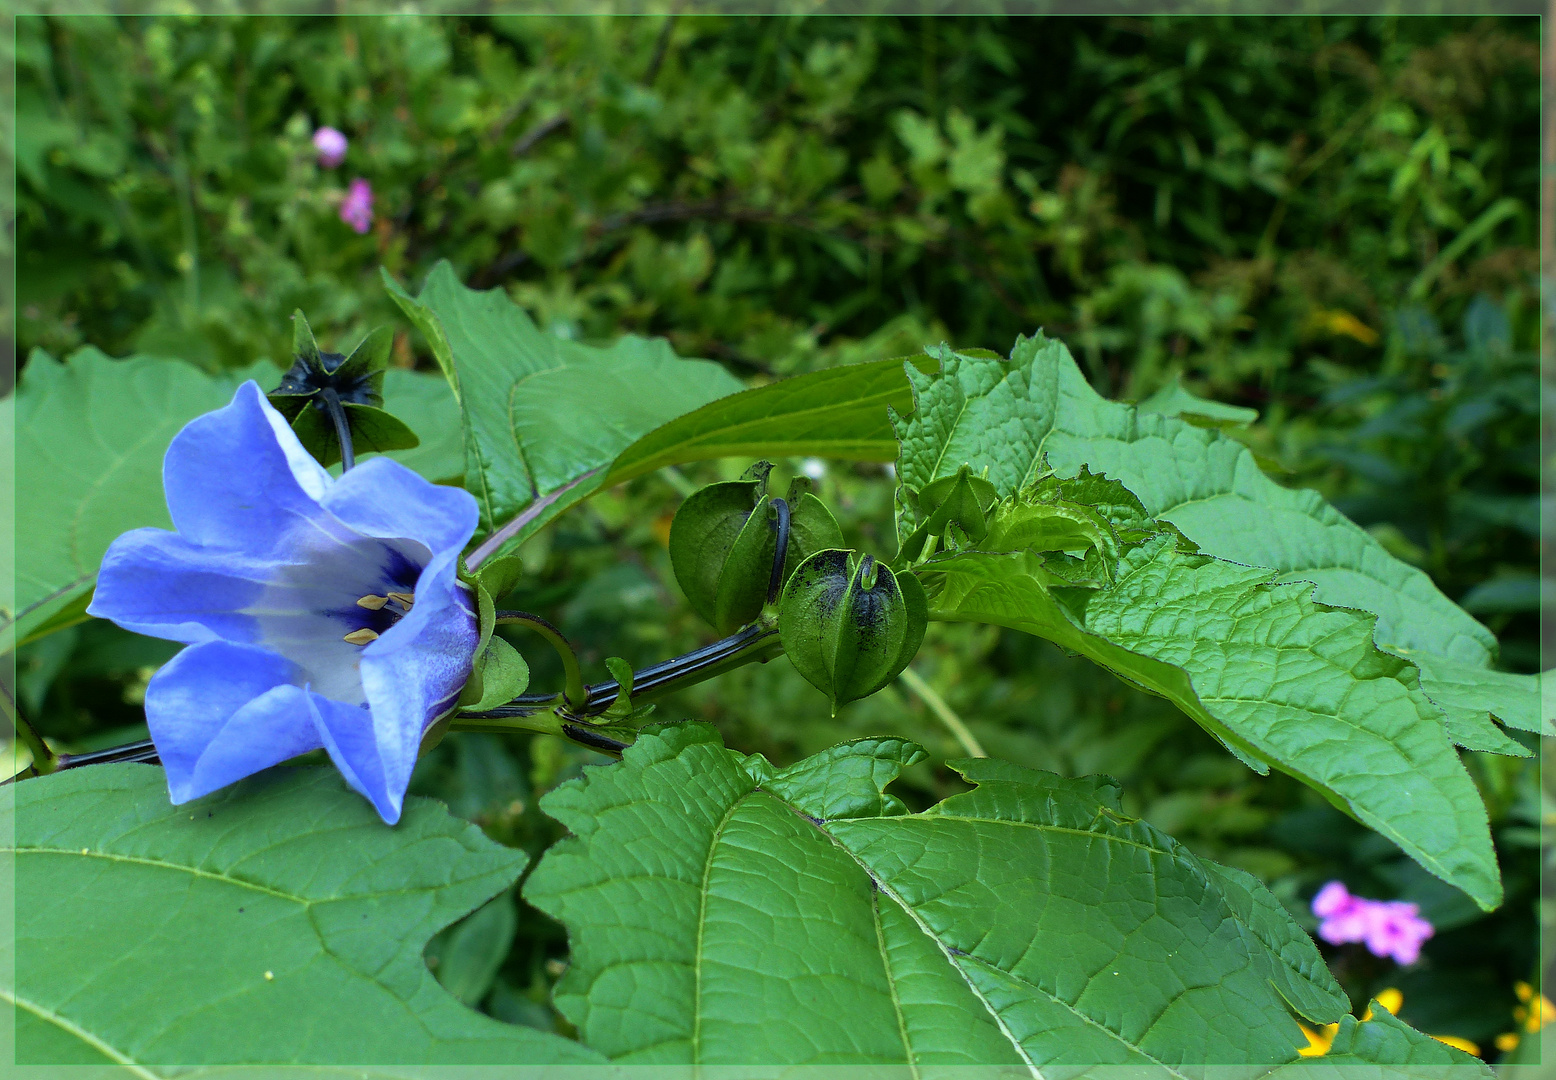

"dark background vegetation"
[14,13,1545,1059]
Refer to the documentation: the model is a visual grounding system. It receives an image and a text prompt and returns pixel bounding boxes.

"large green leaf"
[384,261,744,557]
[922,535,1501,910]
[3,764,598,1066]
[381,367,465,483]
[890,336,1537,743]
[1316,1007,1489,1069]
[7,349,277,652]
[525,723,1352,1068]
[605,355,938,485]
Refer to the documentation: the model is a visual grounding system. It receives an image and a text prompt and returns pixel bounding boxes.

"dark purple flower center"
[328,548,423,638]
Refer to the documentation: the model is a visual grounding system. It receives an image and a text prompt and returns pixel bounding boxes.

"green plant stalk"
[897,665,986,759]
[448,710,570,739]
[1,683,56,777]
[459,622,783,725]
[494,612,587,710]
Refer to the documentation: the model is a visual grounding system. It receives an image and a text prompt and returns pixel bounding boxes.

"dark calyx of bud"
[267,314,416,470]
[274,349,380,408]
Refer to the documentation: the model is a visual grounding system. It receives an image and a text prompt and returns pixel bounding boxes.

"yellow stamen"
[356,595,389,610]
[343,628,379,645]
[387,591,415,607]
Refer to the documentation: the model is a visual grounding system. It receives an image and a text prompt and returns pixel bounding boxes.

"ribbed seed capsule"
[778,549,928,714]
[669,463,844,634]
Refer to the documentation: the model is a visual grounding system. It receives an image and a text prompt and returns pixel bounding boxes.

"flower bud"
[669,464,844,634]
[898,463,999,563]
[779,549,928,714]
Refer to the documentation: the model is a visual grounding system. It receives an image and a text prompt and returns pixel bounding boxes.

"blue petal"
[145,641,320,803]
[320,455,479,557]
[306,693,403,824]
[163,381,343,555]
[88,527,269,645]
[359,546,480,818]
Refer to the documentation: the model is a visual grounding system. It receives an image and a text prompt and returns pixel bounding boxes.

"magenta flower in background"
[1362,901,1435,965]
[1311,881,1434,965]
[340,178,374,234]
[312,126,348,168]
[1312,881,1371,940]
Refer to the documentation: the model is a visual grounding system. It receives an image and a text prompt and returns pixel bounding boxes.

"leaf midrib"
[14,848,309,902]
[691,796,746,1066]
[762,778,1216,1077]
[0,986,158,1077]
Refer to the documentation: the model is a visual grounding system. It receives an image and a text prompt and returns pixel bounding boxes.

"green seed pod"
[898,463,1000,563]
[779,549,928,714]
[669,464,844,634]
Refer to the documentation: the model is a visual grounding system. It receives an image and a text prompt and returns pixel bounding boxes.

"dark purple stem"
[466,469,601,570]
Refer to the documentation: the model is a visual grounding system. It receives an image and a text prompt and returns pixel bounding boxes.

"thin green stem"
[494,612,587,710]
[897,665,986,759]
[449,711,568,739]
[462,621,782,721]
[659,465,697,498]
[0,682,55,776]
[320,387,355,471]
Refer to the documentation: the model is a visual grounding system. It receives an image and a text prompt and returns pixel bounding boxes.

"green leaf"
[427,890,519,1008]
[289,402,420,470]
[1136,373,1259,430]
[1288,1014,1493,1076]
[384,261,743,556]
[606,355,939,486]
[921,535,1501,909]
[5,764,599,1065]
[464,635,532,712]
[381,368,465,482]
[525,724,1350,1067]
[890,337,1534,750]
[7,348,278,652]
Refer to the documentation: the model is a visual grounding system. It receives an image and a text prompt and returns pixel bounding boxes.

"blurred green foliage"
[14,12,1542,1060]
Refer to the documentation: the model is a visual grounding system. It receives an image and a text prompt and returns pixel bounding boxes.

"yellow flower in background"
[1432,1033,1483,1055]
[1497,981,1556,1052]
[1298,1021,1338,1057]
[1362,988,1405,1020]
[1307,308,1380,346]
[1300,988,1480,1058]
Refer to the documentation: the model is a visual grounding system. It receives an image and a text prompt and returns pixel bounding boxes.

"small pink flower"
[1363,901,1434,966]
[1311,881,1353,918]
[1310,880,1433,965]
[340,178,373,234]
[312,127,348,168]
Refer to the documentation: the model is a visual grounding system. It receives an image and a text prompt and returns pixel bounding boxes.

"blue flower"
[88,382,480,823]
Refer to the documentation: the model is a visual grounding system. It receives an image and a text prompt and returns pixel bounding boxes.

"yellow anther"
[387,591,415,607]
[343,628,379,645]
[356,595,389,610]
